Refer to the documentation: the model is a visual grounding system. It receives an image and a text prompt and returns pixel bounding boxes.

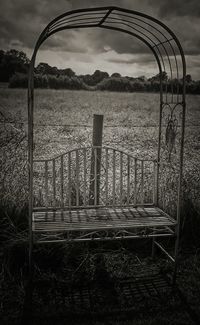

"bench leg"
[22,234,33,324]
[151,234,156,259]
[172,233,179,287]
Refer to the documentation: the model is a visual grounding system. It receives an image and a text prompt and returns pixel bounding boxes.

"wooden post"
[89,114,104,205]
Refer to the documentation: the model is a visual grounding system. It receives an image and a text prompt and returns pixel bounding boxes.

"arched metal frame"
[28,6,186,279]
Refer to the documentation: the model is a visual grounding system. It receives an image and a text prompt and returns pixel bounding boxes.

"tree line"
[1,49,200,94]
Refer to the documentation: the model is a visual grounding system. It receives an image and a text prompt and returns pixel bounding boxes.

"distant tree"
[148,71,168,82]
[8,49,29,65]
[111,72,121,78]
[9,72,89,90]
[6,49,198,94]
[60,68,75,77]
[185,74,192,83]
[0,49,30,82]
[36,63,76,78]
[92,70,109,85]
[97,77,133,92]
[137,75,147,82]
[9,72,28,88]
[131,80,145,91]
[79,74,93,86]
[0,50,5,63]
[79,70,109,86]
[36,62,58,75]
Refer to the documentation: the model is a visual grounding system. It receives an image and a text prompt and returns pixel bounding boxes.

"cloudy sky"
[0,0,199,79]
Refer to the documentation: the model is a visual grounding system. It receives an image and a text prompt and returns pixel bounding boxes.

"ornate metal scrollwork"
[165,114,178,161]
[158,102,184,215]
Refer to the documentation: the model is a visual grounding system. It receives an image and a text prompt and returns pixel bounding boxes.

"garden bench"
[28,6,186,285]
[32,146,176,244]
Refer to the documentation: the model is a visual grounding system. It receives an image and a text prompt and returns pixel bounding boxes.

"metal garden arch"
[28,7,186,284]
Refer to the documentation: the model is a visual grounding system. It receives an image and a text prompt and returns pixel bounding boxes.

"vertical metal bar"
[60,155,64,212]
[156,101,163,206]
[94,147,97,206]
[112,149,116,206]
[68,152,71,208]
[141,160,144,205]
[52,159,56,207]
[28,55,35,280]
[174,102,186,285]
[169,45,179,103]
[151,231,156,259]
[134,158,137,206]
[120,152,123,205]
[45,161,48,218]
[155,49,163,208]
[76,150,79,207]
[83,148,87,206]
[105,148,108,205]
[165,72,168,103]
[173,40,186,287]
[171,80,174,103]
[153,161,157,205]
[127,155,130,205]
[152,161,157,258]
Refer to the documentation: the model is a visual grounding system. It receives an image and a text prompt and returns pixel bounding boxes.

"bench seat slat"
[32,206,176,233]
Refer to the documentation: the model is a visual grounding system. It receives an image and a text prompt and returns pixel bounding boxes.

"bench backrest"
[33,146,157,211]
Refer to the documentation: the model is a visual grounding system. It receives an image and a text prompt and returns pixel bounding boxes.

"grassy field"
[0,89,200,324]
[0,88,200,207]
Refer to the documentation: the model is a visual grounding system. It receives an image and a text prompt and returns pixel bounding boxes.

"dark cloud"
[0,0,199,78]
[107,54,155,65]
[0,0,73,48]
[151,0,200,18]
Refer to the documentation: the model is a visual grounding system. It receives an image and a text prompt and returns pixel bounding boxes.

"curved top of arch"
[29,6,186,104]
